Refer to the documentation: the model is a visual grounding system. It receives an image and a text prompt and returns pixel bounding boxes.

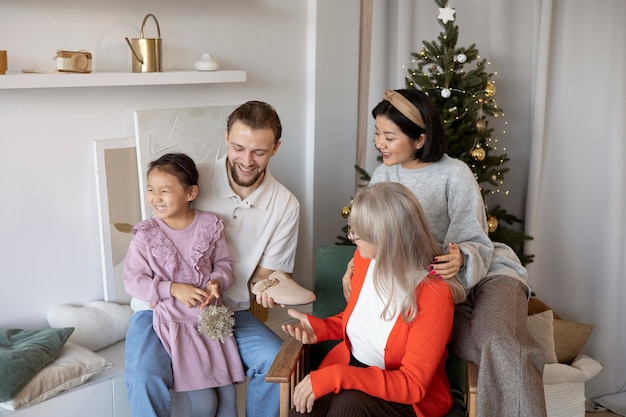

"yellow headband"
[383,90,426,129]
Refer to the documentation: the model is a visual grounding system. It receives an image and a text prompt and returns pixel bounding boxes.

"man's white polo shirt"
[195,156,300,311]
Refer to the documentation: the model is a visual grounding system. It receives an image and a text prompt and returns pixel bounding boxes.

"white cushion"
[0,342,112,410]
[542,355,604,417]
[46,301,133,351]
[544,381,586,417]
[543,354,603,385]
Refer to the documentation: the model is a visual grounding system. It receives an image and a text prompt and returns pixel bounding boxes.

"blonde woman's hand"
[281,308,317,344]
[292,374,316,413]
[428,242,464,280]
[341,258,354,301]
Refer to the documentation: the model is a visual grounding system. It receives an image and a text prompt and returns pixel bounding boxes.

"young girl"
[123,153,244,417]
[283,182,465,417]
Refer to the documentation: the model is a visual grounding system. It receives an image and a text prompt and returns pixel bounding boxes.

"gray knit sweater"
[370,154,527,290]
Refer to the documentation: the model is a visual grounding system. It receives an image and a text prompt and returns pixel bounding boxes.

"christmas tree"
[338,0,534,265]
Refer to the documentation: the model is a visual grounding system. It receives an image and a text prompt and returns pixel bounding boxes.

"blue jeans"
[125,309,282,417]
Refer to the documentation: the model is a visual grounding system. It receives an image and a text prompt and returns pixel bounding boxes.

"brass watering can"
[125,13,162,73]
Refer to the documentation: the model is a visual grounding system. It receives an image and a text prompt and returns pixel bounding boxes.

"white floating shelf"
[0,70,246,90]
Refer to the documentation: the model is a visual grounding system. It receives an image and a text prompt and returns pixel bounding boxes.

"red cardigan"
[308,249,455,417]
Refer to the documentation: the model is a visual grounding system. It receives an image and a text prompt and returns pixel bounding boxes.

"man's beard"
[230,161,264,187]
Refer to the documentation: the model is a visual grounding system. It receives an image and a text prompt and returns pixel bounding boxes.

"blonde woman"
[283,182,464,417]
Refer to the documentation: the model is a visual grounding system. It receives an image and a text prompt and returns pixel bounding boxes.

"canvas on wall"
[134,105,235,219]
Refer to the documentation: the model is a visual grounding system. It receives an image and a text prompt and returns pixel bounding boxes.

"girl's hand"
[292,374,316,413]
[428,242,464,280]
[281,309,317,344]
[199,279,221,309]
[170,282,211,308]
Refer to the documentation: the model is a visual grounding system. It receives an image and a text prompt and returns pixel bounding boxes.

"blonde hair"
[350,182,465,322]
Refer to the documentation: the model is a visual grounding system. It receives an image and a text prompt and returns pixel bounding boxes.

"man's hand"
[250,266,290,308]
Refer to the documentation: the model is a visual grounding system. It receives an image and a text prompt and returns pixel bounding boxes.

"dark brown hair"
[227,100,282,142]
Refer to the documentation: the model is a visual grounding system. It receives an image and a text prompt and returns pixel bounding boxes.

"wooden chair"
[265,245,478,417]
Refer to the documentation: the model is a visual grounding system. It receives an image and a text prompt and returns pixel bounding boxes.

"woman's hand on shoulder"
[341,258,354,301]
[281,308,317,344]
[428,242,464,280]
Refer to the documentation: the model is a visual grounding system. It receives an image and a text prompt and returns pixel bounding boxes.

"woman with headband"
[342,89,547,417]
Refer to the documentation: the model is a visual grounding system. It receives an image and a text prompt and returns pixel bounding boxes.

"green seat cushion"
[0,327,74,401]
[312,245,355,319]
[310,245,355,369]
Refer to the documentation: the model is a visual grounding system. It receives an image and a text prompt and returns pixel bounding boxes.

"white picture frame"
[93,137,141,303]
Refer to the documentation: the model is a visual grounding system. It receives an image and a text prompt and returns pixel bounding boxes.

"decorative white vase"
[194,53,219,71]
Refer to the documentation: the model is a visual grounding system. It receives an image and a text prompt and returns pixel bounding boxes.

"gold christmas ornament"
[487,214,498,233]
[471,143,486,161]
[475,119,487,134]
[341,205,351,219]
[484,81,496,97]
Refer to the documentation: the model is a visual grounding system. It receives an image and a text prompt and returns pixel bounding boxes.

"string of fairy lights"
[402,50,512,232]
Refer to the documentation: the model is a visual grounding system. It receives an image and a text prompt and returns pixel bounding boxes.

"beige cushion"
[527,310,558,364]
[553,319,594,364]
[0,342,112,410]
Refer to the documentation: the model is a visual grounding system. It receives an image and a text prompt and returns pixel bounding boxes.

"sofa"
[0,302,220,417]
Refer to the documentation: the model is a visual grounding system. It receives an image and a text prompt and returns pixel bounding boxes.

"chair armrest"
[266,336,309,417]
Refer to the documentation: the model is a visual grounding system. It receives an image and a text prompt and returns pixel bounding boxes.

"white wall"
[0,0,361,328]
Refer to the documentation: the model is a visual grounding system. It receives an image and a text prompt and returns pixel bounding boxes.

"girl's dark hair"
[148,153,199,189]
[371,89,447,162]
